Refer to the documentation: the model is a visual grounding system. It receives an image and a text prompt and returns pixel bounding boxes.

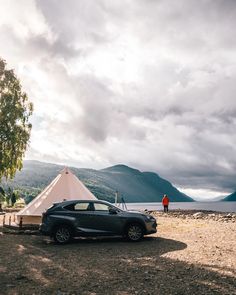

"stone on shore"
[193,212,205,219]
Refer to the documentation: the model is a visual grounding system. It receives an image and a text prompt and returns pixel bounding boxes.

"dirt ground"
[0,212,236,295]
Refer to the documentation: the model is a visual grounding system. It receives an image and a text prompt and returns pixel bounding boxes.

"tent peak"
[60,167,73,175]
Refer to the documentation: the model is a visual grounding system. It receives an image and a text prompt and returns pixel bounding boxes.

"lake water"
[123,201,236,213]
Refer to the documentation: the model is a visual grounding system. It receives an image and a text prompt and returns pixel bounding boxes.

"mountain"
[223,192,236,201]
[2,161,194,203]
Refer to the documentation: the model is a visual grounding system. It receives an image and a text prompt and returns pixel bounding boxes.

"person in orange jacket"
[162,194,170,213]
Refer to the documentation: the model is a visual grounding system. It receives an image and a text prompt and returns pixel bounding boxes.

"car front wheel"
[53,225,72,244]
[126,223,144,242]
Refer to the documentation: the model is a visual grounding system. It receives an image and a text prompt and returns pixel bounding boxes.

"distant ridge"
[223,191,236,201]
[102,164,141,174]
[3,160,194,203]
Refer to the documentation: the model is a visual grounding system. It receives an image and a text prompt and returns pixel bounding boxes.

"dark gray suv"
[40,200,157,244]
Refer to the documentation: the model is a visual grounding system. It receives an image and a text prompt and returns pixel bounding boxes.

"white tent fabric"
[16,167,97,224]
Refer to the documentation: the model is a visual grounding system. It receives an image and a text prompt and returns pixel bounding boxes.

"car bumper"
[39,223,51,236]
[145,220,157,235]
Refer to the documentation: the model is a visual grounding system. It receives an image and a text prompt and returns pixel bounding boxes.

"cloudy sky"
[1,0,236,199]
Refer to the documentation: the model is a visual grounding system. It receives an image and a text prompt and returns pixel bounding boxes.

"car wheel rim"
[56,228,70,243]
[128,225,142,241]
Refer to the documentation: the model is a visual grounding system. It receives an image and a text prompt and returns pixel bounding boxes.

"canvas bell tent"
[16,167,97,224]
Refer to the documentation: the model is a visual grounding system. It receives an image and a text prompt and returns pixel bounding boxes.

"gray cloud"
[1,0,236,197]
[28,35,81,59]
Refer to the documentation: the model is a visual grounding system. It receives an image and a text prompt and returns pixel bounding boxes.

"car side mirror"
[109,207,117,214]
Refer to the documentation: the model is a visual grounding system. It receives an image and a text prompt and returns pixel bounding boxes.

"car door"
[68,201,95,234]
[89,202,124,235]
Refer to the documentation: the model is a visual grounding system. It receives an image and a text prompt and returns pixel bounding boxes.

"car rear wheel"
[126,223,144,242]
[53,225,72,244]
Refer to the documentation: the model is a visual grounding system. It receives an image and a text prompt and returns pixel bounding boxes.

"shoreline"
[150,209,236,222]
[125,200,236,213]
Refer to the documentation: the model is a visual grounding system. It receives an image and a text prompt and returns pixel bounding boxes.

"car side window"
[94,203,110,211]
[74,202,92,211]
[64,204,75,211]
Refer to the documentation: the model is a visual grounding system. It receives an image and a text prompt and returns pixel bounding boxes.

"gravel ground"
[0,211,236,295]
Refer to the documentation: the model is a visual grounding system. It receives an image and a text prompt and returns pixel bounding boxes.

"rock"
[208,214,216,218]
[193,212,204,219]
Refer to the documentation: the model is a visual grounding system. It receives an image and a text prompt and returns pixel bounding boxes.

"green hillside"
[2,161,194,203]
[223,192,236,201]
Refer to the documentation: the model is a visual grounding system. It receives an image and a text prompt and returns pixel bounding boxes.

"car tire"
[53,225,72,244]
[126,223,144,242]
